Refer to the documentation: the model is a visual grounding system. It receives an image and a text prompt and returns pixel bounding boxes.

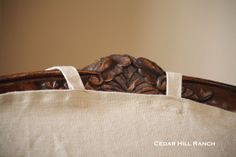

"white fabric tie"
[46,66,85,90]
[166,72,182,98]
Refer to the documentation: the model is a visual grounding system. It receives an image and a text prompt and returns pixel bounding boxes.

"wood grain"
[0,54,235,112]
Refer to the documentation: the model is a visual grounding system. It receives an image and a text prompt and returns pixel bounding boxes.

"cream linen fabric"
[0,66,235,157]
[166,72,182,98]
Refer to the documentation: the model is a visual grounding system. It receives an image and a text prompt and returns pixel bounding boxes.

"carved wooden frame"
[0,55,235,112]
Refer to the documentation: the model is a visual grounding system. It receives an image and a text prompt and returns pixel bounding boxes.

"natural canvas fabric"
[0,66,235,157]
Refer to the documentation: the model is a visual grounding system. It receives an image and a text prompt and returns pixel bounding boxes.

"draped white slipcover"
[0,66,235,157]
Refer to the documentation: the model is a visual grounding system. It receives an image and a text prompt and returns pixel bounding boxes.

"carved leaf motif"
[39,54,214,104]
[82,55,215,102]
[41,80,67,89]
[82,54,165,94]
[182,87,214,102]
[198,88,214,102]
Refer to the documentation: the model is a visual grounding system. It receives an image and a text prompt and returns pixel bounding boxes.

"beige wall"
[0,0,236,85]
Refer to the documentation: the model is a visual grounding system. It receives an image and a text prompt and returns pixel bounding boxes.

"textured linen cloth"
[0,66,235,157]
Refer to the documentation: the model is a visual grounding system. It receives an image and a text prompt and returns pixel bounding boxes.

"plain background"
[0,0,236,85]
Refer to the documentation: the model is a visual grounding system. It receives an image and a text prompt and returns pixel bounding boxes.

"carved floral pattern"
[40,55,214,103]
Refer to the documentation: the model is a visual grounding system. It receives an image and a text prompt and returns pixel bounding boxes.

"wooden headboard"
[0,54,235,112]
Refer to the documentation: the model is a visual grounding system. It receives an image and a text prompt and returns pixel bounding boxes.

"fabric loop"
[166,72,182,98]
[46,66,85,90]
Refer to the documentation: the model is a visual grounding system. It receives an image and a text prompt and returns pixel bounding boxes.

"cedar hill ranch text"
[154,141,216,147]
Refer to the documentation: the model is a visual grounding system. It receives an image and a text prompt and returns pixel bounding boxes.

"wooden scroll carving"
[0,54,235,112]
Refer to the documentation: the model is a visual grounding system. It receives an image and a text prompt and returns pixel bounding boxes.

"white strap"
[166,72,182,98]
[46,66,85,90]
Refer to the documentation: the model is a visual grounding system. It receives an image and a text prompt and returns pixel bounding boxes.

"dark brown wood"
[0,54,235,112]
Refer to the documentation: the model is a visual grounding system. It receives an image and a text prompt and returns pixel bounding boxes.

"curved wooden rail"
[0,54,235,112]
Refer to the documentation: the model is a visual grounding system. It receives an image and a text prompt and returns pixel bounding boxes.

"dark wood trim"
[0,54,235,112]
